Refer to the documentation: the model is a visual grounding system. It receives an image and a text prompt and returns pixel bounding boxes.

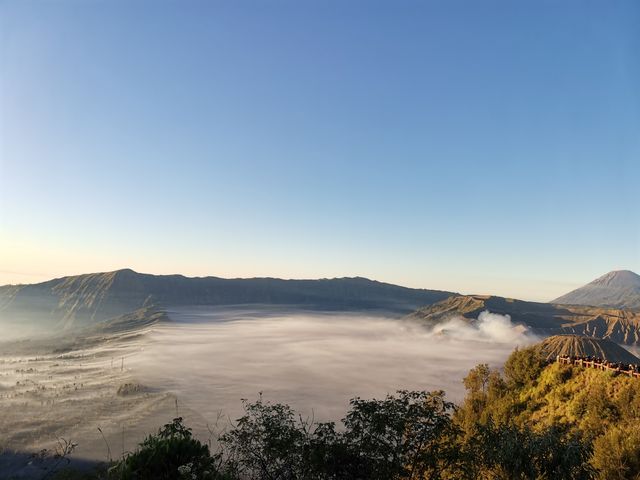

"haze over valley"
[2,267,640,476]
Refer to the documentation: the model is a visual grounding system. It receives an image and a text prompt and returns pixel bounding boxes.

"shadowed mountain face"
[536,335,640,364]
[552,270,640,310]
[409,295,640,345]
[0,269,455,330]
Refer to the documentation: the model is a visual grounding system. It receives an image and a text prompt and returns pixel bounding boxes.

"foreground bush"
[101,388,594,479]
[464,422,593,480]
[591,423,640,480]
[108,417,227,480]
[220,390,458,480]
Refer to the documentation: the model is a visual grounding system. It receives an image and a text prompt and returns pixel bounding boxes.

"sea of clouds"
[129,307,538,426]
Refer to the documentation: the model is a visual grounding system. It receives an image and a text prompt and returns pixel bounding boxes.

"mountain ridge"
[0,268,456,331]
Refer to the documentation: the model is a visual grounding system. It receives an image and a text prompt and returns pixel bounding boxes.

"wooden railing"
[556,356,640,378]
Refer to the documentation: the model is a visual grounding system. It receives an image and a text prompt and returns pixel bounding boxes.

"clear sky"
[1,0,638,301]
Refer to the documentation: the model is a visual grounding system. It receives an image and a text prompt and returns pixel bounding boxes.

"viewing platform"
[557,355,640,378]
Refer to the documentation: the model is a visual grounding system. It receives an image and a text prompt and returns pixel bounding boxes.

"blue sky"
[1,0,638,300]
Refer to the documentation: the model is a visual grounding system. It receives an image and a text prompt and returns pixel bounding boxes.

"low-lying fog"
[1,306,539,475]
[131,307,537,424]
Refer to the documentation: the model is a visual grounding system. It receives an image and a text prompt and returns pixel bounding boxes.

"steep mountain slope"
[552,270,640,310]
[409,295,640,345]
[537,335,640,363]
[0,269,455,330]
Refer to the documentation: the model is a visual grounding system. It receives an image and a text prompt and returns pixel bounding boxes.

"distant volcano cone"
[553,270,640,310]
[538,335,640,364]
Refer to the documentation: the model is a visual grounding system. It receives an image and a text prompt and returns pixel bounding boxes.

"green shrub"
[109,417,224,480]
[466,421,593,480]
[503,346,546,390]
[591,423,640,480]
